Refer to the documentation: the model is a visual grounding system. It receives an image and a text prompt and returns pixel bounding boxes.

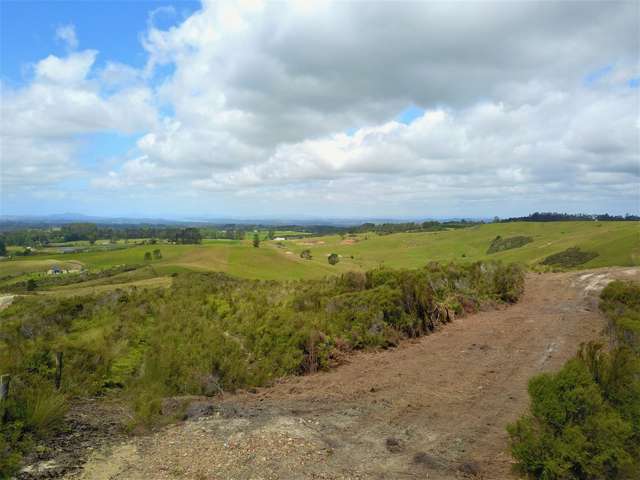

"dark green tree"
[0,239,6,256]
[253,233,260,248]
[300,249,312,260]
[328,253,339,265]
[144,252,152,261]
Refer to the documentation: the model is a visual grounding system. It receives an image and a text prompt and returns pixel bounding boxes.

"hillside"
[1,222,638,293]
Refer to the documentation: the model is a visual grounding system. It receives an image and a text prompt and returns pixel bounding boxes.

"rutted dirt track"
[66,268,639,480]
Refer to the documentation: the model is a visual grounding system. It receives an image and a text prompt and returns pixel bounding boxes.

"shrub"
[144,251,152,261]
[509,282,640,479]
[0,379,68,478]
[541,247,598,268]
[508,347,639,479]
[21,384,68,433]
[328,253,339,265]
[300,249,312,260]
[1,261,525,457]
[600,281,640,352]
[487,235,533,254]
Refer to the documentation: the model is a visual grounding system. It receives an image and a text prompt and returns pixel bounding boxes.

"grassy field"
[1,222,638,292]
[284,221,640,272]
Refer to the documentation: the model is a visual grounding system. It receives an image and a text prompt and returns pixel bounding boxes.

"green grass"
[280,221,639,271]
[1,222,638,290]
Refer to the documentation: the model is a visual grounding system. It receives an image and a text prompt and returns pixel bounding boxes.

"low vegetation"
[1,264,143,293]
[541,247,599,268]
[508,281,640,479]
[600,281,640,353]
[487,235,533,254]
[0,261,524,475]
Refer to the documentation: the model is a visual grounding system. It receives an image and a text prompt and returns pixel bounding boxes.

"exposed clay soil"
[21,267,638,480]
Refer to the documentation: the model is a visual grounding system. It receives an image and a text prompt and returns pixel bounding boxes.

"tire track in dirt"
[65,268,639,480]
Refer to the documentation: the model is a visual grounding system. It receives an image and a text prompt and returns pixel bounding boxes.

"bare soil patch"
[50,268,638,479]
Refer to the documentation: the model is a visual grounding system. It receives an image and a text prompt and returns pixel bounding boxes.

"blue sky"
[1,1,197,84]
[1,1,638,219]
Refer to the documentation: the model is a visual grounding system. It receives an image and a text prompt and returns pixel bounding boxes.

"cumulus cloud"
[2,0,639,216]
[1,50,157,193]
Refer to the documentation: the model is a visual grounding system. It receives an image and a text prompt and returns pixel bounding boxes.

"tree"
[253,233,260,248]
[0,239,6,256]
[268,230,275,240]
[61,223,98,242]
[300,249,312,260]
[26,279,37,291]
[144,252,152,261]
[328,253,339,265]
[168,228,202,244]
[153,249,162,259]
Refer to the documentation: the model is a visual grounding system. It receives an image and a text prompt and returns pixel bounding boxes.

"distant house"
[274,237,286,241]
[48,265,63,275]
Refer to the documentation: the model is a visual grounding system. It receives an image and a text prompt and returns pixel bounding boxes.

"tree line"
[499,212,640,222]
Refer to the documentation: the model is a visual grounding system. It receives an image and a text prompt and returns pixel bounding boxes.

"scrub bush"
[487,235,533,254]
[509,281,640,479]
[1,261,524,473]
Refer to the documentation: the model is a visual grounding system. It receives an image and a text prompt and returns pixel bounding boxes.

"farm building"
[48,265,64,275]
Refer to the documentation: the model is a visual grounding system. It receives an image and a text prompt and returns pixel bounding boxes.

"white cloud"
[1,51,157,193]
[2,1,639,216]
[55,24,78,50]
[35,50,96,84]
[185,85,637,198]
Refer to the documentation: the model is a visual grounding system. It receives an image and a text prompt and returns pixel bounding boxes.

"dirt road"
[63,268,638,480]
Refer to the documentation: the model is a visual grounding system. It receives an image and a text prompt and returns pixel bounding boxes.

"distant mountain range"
[0,213,489,228]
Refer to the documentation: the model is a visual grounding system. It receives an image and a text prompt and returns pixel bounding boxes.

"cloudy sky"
[1,0,638,219]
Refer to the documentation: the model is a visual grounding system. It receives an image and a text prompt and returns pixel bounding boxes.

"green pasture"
[280,221,639,271]
[1,222,637,291]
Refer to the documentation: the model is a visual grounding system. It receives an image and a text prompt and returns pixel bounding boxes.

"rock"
[385,437,403,453]
[458,460,481,477]
[202,374,222,397]
[412,451,446,470]
[184,401,216,420]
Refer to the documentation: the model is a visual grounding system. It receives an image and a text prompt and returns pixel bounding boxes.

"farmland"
[1,221,637,293]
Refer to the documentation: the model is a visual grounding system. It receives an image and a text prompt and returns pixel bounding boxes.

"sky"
[1,0,639,220]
